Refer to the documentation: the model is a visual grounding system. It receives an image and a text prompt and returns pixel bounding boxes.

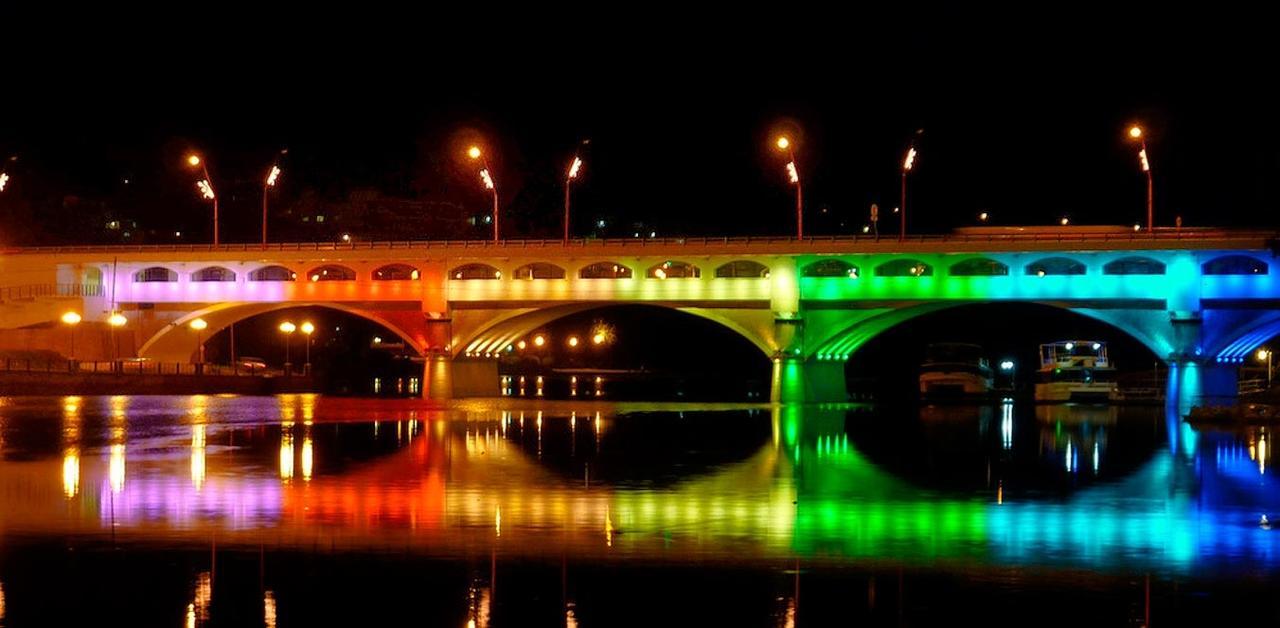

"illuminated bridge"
[2,228,1278,401]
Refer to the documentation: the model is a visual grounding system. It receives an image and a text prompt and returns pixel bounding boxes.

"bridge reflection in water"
[0,394,1276,576]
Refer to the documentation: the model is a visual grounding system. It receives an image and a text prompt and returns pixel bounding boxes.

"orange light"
[533,335,546,347]
[187,155,201,167]
[108,313,127,327]
[1128,126,1143,139]
[189,318,208,331]
[516,340,527,350]
[568,336,580,348]
[467,146,482,160]
[592,333,606,345]
[300,322,315,335]
[279,322,296,334]
[775,136,790,150]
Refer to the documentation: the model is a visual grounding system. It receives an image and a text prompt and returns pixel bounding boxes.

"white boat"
[1035,340,1121,402]
[919,343,994,397]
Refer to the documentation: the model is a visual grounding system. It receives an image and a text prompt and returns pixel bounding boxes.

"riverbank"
[0,370,317,395]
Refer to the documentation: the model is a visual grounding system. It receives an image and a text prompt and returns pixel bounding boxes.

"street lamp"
[467,145,500,242]
[1000,359,1016,392]
[1259,348,1272,389]
[774,136,804,239]
[1127,125,1154,232]
[279,321,296,375]
[900,138,919,242]
[300,321,315,374]
[263,159,283,248]
[108,312,127,367]
[189,318,208,366]
[564,155,583,244]
[61,311,81,362]
[186,154,220,246]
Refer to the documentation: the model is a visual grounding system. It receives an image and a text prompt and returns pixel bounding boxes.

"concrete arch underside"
[453,302,778,360]
[137,302,428,363]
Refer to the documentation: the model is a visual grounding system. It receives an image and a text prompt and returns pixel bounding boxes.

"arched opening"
[876,259,932,277]
[133,267,177,282]
[450,263,502,280]
[191,266,236,282]
[463,304,771,401]
[249,265,296,281]
[1103,256,1166,275]
[373,264,420,281]
[1203,255,1268,275]
[137,303,426,395]
[306,265,356,282]
[823,302,1163,401]
[949,258,1009,276]
[579,262,632,279]
[802,259,858,278]
[1026,257,1086,276]
[513,262,567,280]
[647,260,700,279]
[715,260,770,278]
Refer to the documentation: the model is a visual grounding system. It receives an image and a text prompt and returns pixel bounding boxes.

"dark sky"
[2,12,1276,243]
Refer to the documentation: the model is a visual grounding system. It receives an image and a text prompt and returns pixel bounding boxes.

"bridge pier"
[771,358,848,404]
[422,355,500,400]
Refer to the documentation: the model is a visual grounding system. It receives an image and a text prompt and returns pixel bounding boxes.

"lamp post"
[900,142,918,242]
[565,155,583,244]
[189,318,208,370]
[300,321,315,374]
[108,312,127,370]
[61,311,81,365]
[1259,348,1272,389]
[279,321,296,375]
[1000,359,1016,392]
[774,136,803,239]
[1128,125,1154,232]
[186,154,220,246]
[263,161,282,248]
[467,146,500,242]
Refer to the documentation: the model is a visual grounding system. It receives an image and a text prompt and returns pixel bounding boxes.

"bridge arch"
[513,262,566,280]
[191,266,236,282]
[134,266,177,282]
[373,264,420,280]
[456,302,775,359]
[1103,256,1166,275]
[1026,257,1086,276]
[451,263,502,280]
[949,257,1009,276]
[647,260,700,279]
[715,260,770,278]
[809,301,1173,363]
[876,259,932,277]
[1203,254,1269,275]
[249,265,296,281]
[578,261,632,279]
[136,301,427,363]
[306,265,356,281]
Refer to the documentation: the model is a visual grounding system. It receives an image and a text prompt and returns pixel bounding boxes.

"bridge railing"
[0,358,283,377]
[0,283,105,301]
[5,229,1276,255]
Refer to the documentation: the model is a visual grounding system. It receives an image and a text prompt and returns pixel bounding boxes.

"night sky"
[2,14,1276,244]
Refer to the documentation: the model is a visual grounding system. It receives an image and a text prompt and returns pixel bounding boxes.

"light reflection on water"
[0,394,1278,623]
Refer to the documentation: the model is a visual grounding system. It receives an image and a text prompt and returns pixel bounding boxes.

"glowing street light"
[1259,348,1273,389]
[533,334,546,348]
[564,155,584,244]
[279,321,296,374]
[300,321,315,373]
[773,135,804,239]
[108,312,127,327]
[189,318,208,365]
[61,311,81,361]
[567,336,580,348]
[1127,125,1154,231]
[467,145,500,242]
[185,153,220,246]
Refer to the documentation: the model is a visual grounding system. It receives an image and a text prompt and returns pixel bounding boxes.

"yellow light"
[533,335,546,347]
[62,448,79,498]
[568,156,582,180]
[301,321,315,335]
[903,147,917,171]
[266,165,281,187]
[1128,126,1143,139]
[517,340,527,350]
[467,146,482,160]
[568,336,580,348]
[775,136,790,150]
[279,321,296,334]
[187,154,201,166]
[189,318,208,331]
[310,274,320,281]
[61,311,82,325]
[1258,349,1270,361]
[654,267,667,280]
[592,333,606,345]
[108,313,127,327]
[1060,217,1070,226]
[978,212,989,222]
